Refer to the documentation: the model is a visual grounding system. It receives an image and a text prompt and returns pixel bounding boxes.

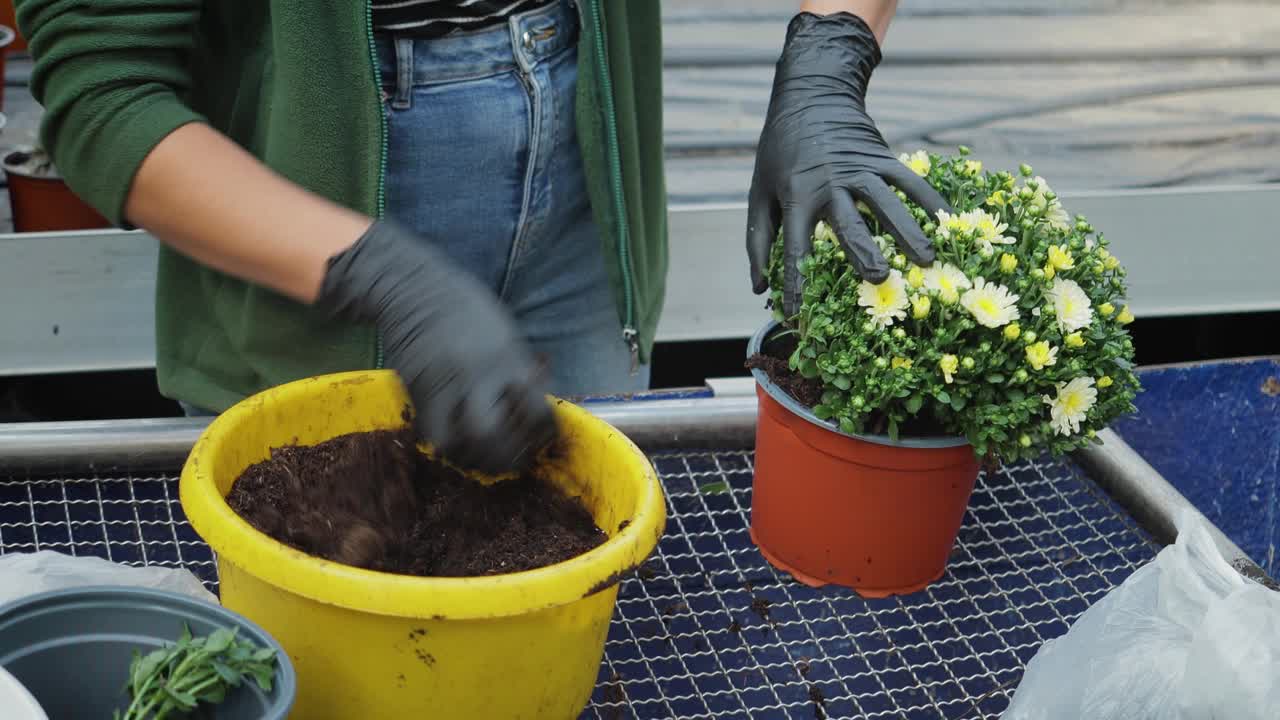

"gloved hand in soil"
[746,11,954,315]
[317,220,558,475]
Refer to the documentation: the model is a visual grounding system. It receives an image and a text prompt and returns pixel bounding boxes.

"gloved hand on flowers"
[746,10,953,315]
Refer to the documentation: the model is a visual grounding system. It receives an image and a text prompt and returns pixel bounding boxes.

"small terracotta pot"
[3,148,111,232]
[747,321,980,598]
[0,25,15,109]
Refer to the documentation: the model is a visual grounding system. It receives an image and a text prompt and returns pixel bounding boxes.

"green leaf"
[986,374,1006,384]
[211,660,242,686]
[250,667,275,692]
[163,686,199,710]
[1008,389,1026,403]
[198,685,228,704]
[839,417,857,435]
[813,404,834,420]
[832,375,851,391]
[250,647,277,663]
[934,390,952,405]
[799,358,820,379]
[887,418,900,442]
[698,481,729,495]
[905,395,924,414]
[950,395,968,411]
[204,628,236,655]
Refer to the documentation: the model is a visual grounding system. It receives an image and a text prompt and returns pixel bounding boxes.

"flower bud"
[1023,330,1038,344]
[906,266,925,289]
[1116,306,1135,325]
[911,295,931,319]
[1000,253,1018,273]
[939,354,959,384]
[959,145,972,156]
[892,327,906,339]
[1043,264,1056,280]
[1098,302,1115,317]
[1065,332,1085,348]
[1031,268,1045,280]
[874,357,889,369]
[961,357,976,370]
[1013,369,1029,383]
[891,254,907,269]
[1019,163,1033,177]
[1003,323,1021,341]
[851,395,866,409]
[1019,434,1033,447]
[1097,375,1114,388]
[862,321,877,333]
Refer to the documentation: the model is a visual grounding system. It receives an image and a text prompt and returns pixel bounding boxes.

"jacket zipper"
[576,0,640,372]
[365,0,390,370]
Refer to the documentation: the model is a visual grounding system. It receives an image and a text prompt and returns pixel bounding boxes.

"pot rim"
[0,585,296,713]
[2,147,63,181]
[748,320,971,449]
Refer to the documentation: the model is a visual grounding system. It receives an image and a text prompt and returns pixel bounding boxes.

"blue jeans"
[376,0,650,398]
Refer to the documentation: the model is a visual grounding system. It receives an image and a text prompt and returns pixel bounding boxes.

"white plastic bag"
[1004,510,1280,720]
[0,551,217,606]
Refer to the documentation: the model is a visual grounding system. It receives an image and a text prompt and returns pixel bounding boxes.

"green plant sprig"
[114,624,278,720]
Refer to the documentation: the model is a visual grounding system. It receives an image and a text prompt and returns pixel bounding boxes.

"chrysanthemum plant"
[766,148,1141,462]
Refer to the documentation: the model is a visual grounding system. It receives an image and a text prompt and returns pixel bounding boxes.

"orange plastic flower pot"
[747,322,980,598]
[2,150,111,233]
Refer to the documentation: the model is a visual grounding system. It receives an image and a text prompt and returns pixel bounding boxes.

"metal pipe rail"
[0,395,1269,584]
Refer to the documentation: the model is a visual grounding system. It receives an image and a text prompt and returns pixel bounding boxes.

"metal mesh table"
[0,451,1155,720]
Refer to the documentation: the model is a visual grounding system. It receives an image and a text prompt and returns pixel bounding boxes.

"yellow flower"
[1104,255,1120,270]
[960,276,1021,329]
[1042,377,1097,436]
[1116,305,1135,324]
[911,295,932,319]
[906,265,925,289]
[1097,375,1114,388]
[1025,341,1059,371]
[1065,332,1085,348]
[1004,323,1022,341]
[963,159,984,176]
[892,357,913,370]
[1048,244,1075,270]
[986,190,1008,208]
[1098,302,1115,317]
[923,262,972,304]
[939,354,959,384]
[899,150,931,177]
[857,270,910,328]
[1043,264,1056,280]
[999,253,1018,273]
[935,210,974,241]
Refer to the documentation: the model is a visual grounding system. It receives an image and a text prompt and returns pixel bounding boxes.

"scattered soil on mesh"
[225,427,606,577]
[750,596,773,623]
[809,685,828,719]
[728,619,742,634]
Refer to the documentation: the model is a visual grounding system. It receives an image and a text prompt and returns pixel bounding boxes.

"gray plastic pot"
[0,585,296,719]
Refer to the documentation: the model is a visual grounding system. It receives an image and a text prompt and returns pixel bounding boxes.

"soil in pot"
[746,328,949,438]
[225,427,607,577]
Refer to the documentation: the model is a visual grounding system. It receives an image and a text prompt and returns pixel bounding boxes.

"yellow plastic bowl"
[180,370,666,719]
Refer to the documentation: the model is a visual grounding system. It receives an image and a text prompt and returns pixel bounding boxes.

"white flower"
[1043,377,1098,436]
[1047,203,1071,231]
[1046,277,1094,332]
[935,210,973,241]
[857,269,910,327]
[1085,236,1096,251]
[899,150,931,177]
[960,277,1020,328]
[923,262,972,304]
[964,209,1014,251]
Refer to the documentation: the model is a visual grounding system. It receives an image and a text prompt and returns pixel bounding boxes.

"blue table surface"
[1112,357,1280,576]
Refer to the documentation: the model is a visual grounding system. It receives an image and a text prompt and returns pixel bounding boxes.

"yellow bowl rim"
[179,371,667,621]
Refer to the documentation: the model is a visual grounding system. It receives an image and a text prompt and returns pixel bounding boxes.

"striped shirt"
[371,0,552,37]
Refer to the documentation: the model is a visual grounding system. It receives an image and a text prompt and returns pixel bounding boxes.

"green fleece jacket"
[15,0,668,412]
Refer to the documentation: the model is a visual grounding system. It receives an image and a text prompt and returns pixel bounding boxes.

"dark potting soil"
[225,428,607,577]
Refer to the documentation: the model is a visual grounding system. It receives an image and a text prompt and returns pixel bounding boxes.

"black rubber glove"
[317,220,557,475]
[746,12,954,315]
